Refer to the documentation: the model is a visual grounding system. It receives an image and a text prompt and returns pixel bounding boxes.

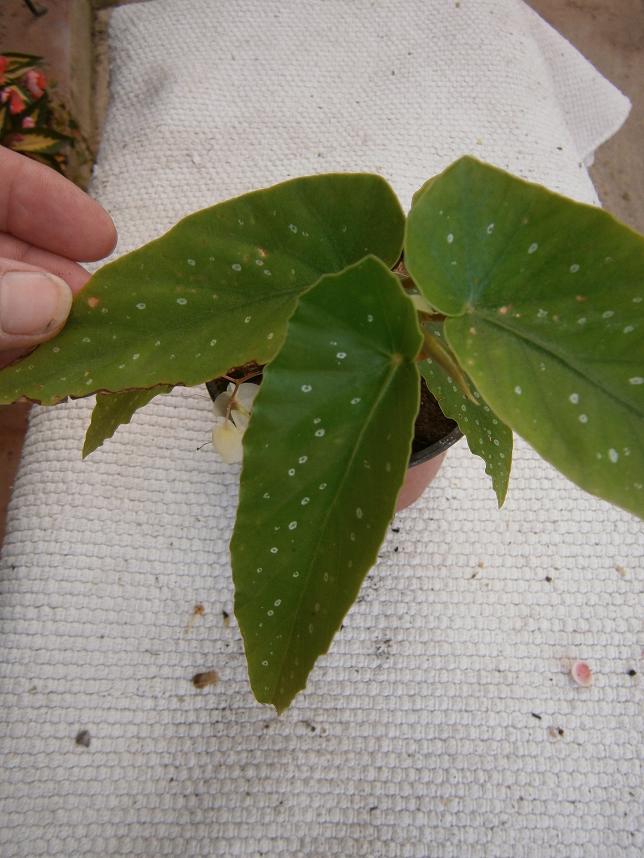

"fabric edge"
[520,1,631,163]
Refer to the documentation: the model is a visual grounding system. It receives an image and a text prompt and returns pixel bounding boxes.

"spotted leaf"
[406,157,644,518]
[0,173,404,405]
[419,322,512,506]
[230,257,422,712]
[83,386,172,458]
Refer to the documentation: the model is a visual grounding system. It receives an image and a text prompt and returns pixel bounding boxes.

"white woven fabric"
[1,2,641,856]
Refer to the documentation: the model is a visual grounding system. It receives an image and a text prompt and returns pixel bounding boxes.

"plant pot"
[208,373,462,512]
[397,424,462,512]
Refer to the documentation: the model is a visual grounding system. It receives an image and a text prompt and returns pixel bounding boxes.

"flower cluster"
[211,382,260,464]
[0,53,72,171]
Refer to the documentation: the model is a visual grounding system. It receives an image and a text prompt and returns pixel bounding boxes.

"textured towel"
[1,2,641,857]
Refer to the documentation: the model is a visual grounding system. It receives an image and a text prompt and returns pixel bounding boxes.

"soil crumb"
[185,603,206,633]
[192,670,219,689]
[75,729,91,748]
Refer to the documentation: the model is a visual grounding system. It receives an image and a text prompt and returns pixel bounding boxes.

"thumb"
[0,261,73,353]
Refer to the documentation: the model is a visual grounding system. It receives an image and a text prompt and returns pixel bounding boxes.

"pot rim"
[409,424,463,467]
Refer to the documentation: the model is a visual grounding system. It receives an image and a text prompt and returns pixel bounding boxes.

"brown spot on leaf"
[87,297,100,309]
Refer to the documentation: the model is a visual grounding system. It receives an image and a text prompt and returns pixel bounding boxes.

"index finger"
[0,146,117,262]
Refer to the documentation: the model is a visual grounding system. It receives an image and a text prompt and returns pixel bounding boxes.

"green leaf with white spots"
[0,173,404,405]
[82,386,172,458]
[419,322,512,506]
[406,156,644,518]
[230,256,422,712]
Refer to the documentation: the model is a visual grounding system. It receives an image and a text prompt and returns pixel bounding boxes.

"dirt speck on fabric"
[192,670,219,689]
[75,729,91,748]
[470,560,485,579]
[185,603,205,633]
[375,638,392,659]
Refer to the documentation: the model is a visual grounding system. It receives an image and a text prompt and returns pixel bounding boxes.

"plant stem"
[393,262,445,320]
[221,369,263,421]
[419,327,478,404]
[222,369,263,386]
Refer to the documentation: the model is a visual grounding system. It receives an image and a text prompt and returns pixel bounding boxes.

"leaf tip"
[82,434,99,459]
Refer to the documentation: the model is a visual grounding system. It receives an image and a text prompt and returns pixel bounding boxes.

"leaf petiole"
[221,369,263,422]
[420,327,478,404]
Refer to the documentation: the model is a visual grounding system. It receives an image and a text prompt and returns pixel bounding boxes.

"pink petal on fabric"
[571,661,593,687]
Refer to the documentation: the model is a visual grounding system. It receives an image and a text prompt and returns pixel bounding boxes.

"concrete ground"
[0,0,642,545]
[528,0,644,233]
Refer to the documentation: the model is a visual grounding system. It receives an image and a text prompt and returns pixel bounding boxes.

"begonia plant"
[0,157,642,711]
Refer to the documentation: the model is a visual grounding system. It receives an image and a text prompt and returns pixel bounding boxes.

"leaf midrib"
[267,357,405,706]
[463,311,642,420]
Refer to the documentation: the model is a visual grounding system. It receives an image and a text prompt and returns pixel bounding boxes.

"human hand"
[0,146,116,367]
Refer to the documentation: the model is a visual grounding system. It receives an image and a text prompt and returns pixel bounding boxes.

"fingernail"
[0,271,72,336]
